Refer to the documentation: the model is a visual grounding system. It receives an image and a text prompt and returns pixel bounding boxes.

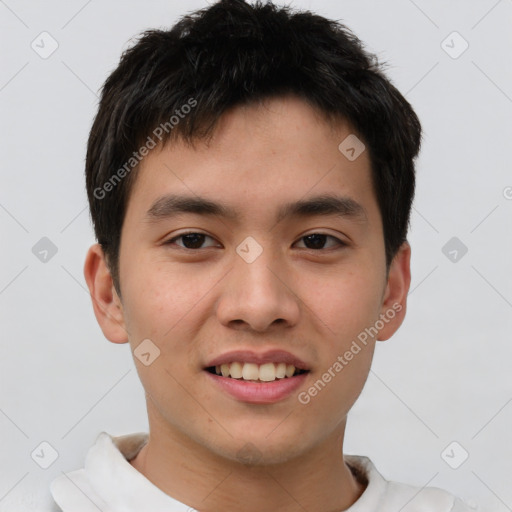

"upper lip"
[205,349,310,371]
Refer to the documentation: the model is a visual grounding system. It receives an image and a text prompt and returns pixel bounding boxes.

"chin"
[208,431,311,467]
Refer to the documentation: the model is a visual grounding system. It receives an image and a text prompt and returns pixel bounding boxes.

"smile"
[206,362,309,382]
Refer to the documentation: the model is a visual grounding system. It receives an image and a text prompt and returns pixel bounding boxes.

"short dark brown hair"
[85,0,422,297]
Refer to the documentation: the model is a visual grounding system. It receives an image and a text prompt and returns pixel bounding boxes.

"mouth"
[205,362,309,382]
[204,362,310,404]
[203,350,311,403]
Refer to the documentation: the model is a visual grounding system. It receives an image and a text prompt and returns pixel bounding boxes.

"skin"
[84,95,411,512]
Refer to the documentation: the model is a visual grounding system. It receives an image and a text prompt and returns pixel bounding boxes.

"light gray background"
[1,0,511,510]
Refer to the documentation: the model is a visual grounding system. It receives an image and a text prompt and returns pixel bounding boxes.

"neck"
[130,405,365,512]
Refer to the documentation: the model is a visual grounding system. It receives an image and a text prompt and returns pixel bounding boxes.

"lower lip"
[204,371,309,404]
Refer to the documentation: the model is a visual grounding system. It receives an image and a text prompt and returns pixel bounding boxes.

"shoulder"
[345,455,481,512]
[50,468,110,512]
[385,480,480,512]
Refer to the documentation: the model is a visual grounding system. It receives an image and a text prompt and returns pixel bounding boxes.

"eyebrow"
[144,193,368,225]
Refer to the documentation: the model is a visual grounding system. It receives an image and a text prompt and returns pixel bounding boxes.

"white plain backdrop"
[1,0,511,510]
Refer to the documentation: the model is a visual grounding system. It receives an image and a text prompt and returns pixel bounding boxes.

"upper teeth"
[215,362,299,381]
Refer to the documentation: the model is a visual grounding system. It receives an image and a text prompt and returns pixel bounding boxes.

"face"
[85,95,410,465]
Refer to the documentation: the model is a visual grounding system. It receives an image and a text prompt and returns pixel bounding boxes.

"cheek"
[123,261,205,338]
[122,263,217,389]
[303,267,384,343]
[121,270,204,413]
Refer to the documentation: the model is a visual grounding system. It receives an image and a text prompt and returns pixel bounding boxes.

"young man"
[50,1,480,510]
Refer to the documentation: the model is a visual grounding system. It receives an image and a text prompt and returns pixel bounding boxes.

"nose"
[215,243,301,333]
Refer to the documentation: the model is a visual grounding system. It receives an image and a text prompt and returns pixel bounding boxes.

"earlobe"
[83,243,129,344]
[377,241,411,341]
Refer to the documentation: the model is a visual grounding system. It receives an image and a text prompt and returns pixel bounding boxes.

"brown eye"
[295,234,345,250]
[166,232,218,250]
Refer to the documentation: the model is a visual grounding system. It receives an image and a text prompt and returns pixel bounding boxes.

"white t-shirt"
[50,431,480,512]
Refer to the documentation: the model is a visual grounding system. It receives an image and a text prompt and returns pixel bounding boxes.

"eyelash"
[164,231,347,251]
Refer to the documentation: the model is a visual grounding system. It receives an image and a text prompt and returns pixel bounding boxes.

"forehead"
[124,95,378,227]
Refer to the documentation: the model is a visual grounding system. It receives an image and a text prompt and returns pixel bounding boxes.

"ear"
[83,243,128,344]
[377,241,411,341]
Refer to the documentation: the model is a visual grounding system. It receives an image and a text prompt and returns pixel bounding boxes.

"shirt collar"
[85,431,190,511]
